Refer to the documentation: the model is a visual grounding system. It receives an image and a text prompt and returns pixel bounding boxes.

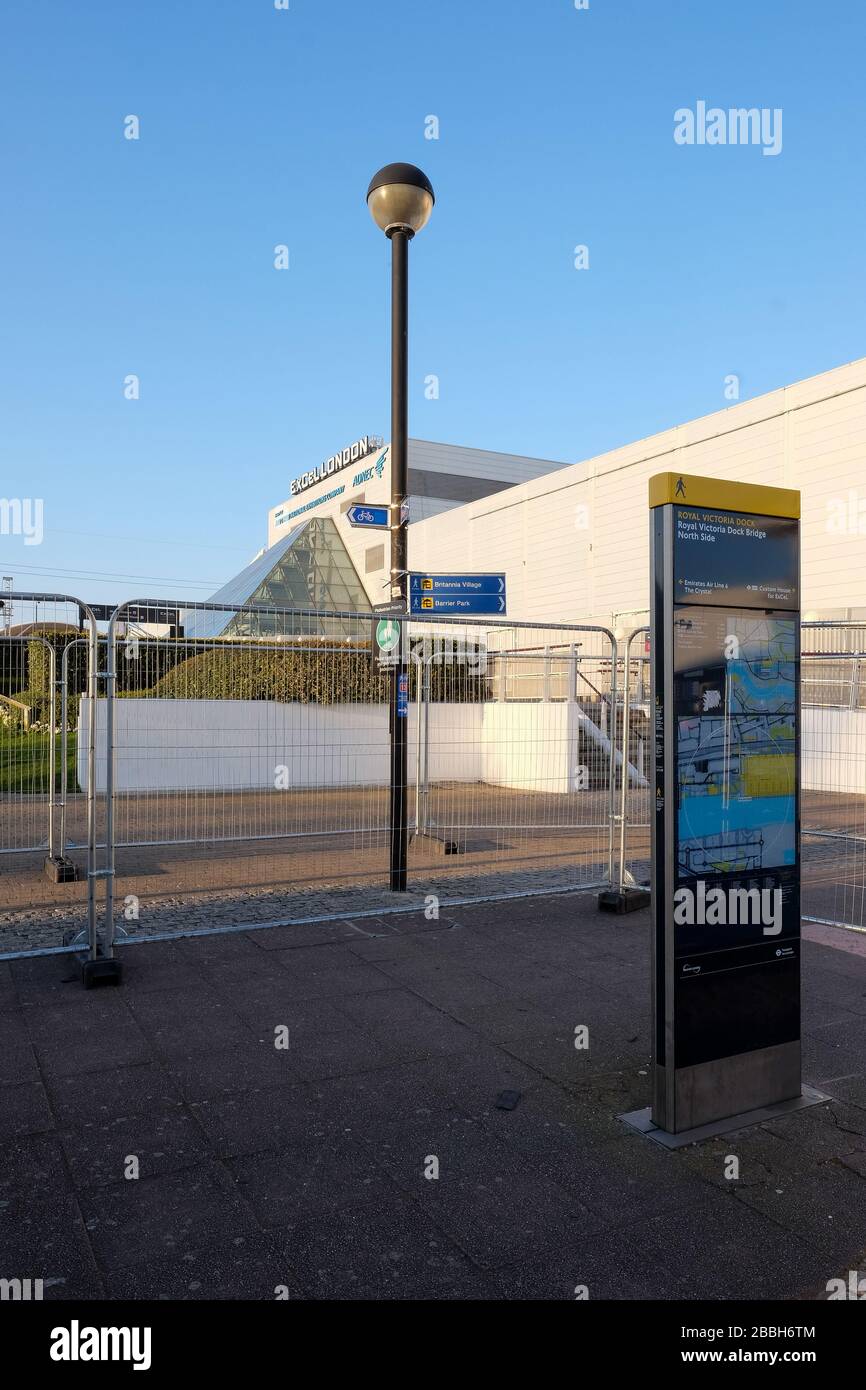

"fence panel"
[616,627,652,891]
[97,599,391,945]
[406,618,619,900]
[619,621,866,933]
[801,621,866,930]
[0,593,99,960]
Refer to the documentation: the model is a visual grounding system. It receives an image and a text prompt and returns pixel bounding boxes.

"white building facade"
[406,357,866,628]
[266,435,572,609]
[205,355,866,634]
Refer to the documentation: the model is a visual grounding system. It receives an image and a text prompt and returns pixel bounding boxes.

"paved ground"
[2,892,866,1300]
[1,785,863,953]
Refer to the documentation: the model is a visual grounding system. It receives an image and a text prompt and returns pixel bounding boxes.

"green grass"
[0,730,79,794]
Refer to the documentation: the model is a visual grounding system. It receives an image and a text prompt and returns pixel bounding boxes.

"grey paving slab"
[0,1034,40,1086]
[78,1163,260,1272]
[190,1082,347,1162]
[363,1115,594,1267]
[280,1194,482,1300]
[0,960,17,1009]
[733,1165,866,1275]
[104,1233,307,1301]
[282,1026,402,1082]
[0,1079,54,1140]
[819,1072,866,1109]
[227,1135,407,1231]
[337,986,479,1057]
[804,1038,866,1086]
[0,1133,70,1197]
[762,1099,866,1162]
[501,1026,629,1088]
[260,952,396,1001]
[35,1025,155,1079]
[59,1107,210,1189]
[2,890,866,1300]
[242,919,371,950]
[166,1039,298,1103]
[405,1044,551,1119]
[216,985,354,1037]
[807,1016,866,1059]
[0,1190,105,1299]
[675,1127,827,1189]
[592,1198,822,1302]
[45,1062,186,1127]
[112,944,205,994]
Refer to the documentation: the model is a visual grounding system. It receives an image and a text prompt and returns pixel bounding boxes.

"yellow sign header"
[648,472,800,519]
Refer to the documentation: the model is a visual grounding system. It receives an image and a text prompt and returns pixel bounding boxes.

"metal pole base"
[79,952,123,989]
[598,886,651,913]
[44,855,79,883]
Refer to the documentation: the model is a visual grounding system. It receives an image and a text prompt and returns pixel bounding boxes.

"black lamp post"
[366,163,435,891]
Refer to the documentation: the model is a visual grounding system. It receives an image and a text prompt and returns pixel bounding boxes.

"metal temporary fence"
[801,620,866,931]
[616,620,866,933]
[0,593,100,962]
[406,615,620,893]
[614,626,652,893]
[78,599,619,949]
[95,599,390,951]
[5,592,863,962]
[0,633,57,856]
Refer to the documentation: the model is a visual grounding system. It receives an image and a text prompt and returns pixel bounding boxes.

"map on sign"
[674,607,797,877]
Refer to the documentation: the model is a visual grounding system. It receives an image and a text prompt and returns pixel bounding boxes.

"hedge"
[147,645,489,705]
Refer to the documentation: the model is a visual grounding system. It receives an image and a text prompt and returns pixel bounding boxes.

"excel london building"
[185,355,866,637]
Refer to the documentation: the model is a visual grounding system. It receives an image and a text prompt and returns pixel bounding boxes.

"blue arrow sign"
[410,593,506,615]
[408,573,507,615]
[409,573,505,596]
[347,504,389,528]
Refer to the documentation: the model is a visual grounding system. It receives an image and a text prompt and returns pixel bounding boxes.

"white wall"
[78,698,485,794]
[77,697,865,798]
[802,707,866,794]
[76,698,588,796]
[481,703,580,794]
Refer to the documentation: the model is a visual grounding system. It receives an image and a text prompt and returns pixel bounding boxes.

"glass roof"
[181,518,372,640]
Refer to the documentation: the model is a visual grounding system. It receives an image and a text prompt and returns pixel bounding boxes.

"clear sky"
[2,0,864,604]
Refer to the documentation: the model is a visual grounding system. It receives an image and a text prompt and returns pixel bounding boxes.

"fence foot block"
[413,830,465,855]
[44,856,79,883]
[598,886,651,913]
[80,955,123,989]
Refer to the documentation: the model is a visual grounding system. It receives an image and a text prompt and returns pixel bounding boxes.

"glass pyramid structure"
[182,516,372,639]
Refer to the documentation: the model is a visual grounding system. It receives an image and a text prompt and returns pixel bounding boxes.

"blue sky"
[1,0,864,603]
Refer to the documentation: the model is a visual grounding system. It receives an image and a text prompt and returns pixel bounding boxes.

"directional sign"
[408,573,506,616]
[347,505,389,529]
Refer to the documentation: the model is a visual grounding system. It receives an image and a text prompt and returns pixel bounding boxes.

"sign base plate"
[618,1085,831,1150]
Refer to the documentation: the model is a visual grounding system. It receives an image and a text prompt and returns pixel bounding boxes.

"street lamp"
[366,162,434,892]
